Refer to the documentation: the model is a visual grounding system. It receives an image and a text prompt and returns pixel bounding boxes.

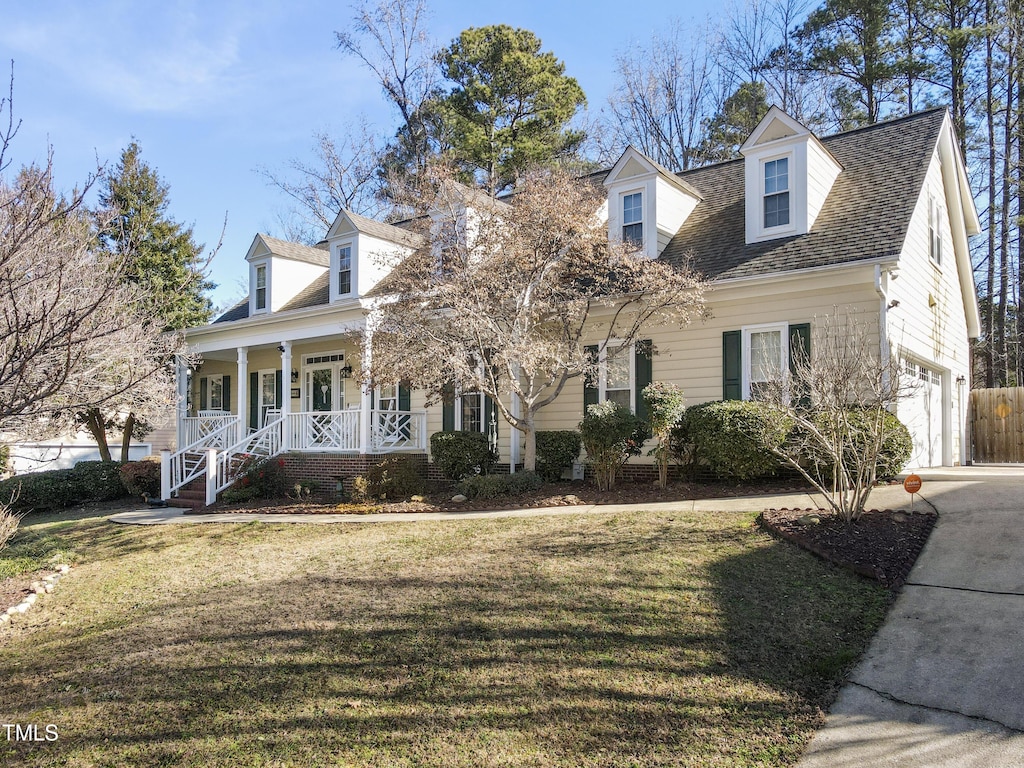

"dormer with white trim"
[245,234,329,315]
[740,106,843,245]
[325,210,426,302]
[602,148,703,259]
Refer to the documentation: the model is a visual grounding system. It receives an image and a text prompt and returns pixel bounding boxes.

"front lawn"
[0,506,887,767]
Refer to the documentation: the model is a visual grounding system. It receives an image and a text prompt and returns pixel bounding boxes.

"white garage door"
[901,360,943,468]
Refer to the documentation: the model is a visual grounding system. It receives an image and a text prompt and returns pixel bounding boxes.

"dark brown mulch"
[760,507,938,588]
[200,477,813,516]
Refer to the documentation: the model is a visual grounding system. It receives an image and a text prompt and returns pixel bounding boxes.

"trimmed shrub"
[579,401,649,491]
[535,431,582,482]
[430,431,498,481]
[642,381,686,488]
[807,408,913,482]
[460,471,543,499]
[222,456,289,503]
[120,458,162,498]
[69,461,128,502]
[673,400,791,481]
[353,455,425,501]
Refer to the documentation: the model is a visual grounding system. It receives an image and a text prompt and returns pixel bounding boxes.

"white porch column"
[280,341,292,450]
[174,355,188,450]
[359,331,373,454]
[509,364,521,472]
[237,347,248,441]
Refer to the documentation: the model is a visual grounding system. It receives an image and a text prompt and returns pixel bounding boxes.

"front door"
[258,370,278,425]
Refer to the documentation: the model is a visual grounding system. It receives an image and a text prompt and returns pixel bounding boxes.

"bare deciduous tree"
[0,71,183,448]
[368,168,707,471]
[606,21,722,170]
[753,311,914,522]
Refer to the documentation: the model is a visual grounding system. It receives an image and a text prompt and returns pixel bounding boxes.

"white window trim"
[759,154,796,238]
[302,351,348,411]
[928,194,943,268]
[201,374,225,411]
[252,261,269,314]
[599,342,636,411]
[741,322,789,400]
[334,242,355,299]
[257,368,278,423]
[620,189,644,249]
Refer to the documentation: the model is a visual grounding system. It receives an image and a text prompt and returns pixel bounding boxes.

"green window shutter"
[634,339,653,420]
[249,371,258,430]
[583,344,599,412]
[200,377,208,412]
[789,323,811,409]
[399,384,411,438]
[723,331,742,400]
[222,375,232,413]
[442,384,455,432]
[275,370,283,409]
[788,323,811,372]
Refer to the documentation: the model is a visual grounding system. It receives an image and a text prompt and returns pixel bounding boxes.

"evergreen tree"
[697,81,772,163]
[436,25,587,196]
[83,141,214,461]
[99,141,214,332]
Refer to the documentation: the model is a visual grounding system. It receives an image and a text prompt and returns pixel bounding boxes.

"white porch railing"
[287,410,428,452]
[181,414,241,449]
[161,410,428,507]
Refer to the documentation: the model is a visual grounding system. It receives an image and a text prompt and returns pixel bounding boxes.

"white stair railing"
[161,417,243,500]
[207,416,285,505]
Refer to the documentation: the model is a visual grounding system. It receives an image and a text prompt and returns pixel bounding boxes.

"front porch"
[164,329,433,506]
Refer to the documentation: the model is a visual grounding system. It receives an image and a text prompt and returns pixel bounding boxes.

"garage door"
[900,360,943,468]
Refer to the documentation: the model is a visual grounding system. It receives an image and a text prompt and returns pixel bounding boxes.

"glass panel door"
[259,371,277,425]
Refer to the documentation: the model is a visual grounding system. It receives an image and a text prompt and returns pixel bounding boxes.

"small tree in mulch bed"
[642,381,686,489]
[750,311,916,523]
[580,401,649,491]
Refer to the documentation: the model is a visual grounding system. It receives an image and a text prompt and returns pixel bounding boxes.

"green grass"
[0,507,888,767]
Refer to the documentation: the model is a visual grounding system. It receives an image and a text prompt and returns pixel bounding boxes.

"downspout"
[874,264,891,396]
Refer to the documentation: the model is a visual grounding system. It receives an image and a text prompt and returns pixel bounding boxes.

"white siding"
[806,139,842,230]
[267,256,326,312]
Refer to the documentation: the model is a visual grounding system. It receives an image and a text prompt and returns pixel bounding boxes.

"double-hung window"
[602,346,633,409]
[744,323,788,401]
[622,192,643,247]
[254,264,268,311]
[928,195,942,266]
[763,158,790,229]
[337,245,352,295]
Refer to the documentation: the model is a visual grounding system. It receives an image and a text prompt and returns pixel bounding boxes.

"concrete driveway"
[798,466,1024,767]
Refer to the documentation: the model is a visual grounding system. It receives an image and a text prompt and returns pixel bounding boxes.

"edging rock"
[0,565,70,626]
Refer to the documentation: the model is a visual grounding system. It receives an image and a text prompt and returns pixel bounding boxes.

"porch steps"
[168,479,207,510]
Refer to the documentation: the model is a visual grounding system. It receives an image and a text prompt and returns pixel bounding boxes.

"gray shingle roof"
[279,271,331,312]
[342,210,426,249]
[213,298,249,324]
[260,235,330,267]
[660,108,947,280]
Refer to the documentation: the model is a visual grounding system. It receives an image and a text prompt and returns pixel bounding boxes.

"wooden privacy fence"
[970,387,1024,464]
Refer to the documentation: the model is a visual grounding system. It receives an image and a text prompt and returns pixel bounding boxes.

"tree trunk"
[521,414,536,472]
[83,408,112,463]
[985,0,997,388]
[120,412,136,463]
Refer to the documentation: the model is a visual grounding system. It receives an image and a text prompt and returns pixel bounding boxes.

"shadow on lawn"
[0,513,888,767]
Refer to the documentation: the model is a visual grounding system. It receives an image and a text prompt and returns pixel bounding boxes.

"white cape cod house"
[164,107,980,506]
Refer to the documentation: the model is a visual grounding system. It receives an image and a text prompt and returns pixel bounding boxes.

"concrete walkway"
[797,466,1024,767]
[109,489,828,525]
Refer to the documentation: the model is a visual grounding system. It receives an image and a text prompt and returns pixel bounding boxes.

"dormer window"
[622,192,643,246]
[337,245,352,295]
[254,263,268,312]
[763,158,790,228]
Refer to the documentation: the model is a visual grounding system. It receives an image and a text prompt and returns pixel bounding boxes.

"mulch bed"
[760,507,938,588]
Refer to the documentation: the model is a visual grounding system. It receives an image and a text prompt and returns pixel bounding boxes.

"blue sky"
[2,0,727,312]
